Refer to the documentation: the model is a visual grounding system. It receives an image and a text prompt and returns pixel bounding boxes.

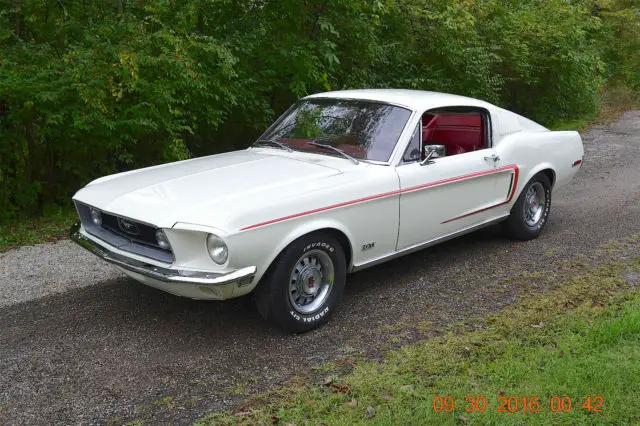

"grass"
[548,85,640,131]
[197,254,640,425]
[0,207,78,253]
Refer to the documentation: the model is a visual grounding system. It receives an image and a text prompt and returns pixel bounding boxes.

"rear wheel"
[503,173,552,241]
[254,233,347,333]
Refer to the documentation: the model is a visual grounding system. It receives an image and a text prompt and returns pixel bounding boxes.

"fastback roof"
[304,89,493,111]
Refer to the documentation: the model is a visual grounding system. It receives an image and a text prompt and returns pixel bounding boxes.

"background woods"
[1,0,639,221]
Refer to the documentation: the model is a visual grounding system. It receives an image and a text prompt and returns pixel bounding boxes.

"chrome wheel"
[289,249,334,314]
[523,182,545,227]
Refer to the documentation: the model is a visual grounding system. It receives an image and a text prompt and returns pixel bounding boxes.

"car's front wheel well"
[259,228,353,282]
[540,168,556,188]
[313,228,353,269]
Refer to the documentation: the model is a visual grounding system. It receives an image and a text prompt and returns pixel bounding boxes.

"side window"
[420,109,489,157]
[401,121,421,163]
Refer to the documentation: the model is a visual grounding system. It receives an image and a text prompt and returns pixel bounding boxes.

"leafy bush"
[0,0,638,221]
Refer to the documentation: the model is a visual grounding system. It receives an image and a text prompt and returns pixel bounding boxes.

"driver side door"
[395,120,517,250]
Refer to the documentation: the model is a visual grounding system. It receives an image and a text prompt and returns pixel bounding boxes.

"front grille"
[100,212,160,248]
[75,202,174,264]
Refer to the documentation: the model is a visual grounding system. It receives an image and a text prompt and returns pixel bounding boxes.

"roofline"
[303,89,494,111]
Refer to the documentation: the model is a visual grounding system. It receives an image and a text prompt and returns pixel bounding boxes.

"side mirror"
[420,149,436,166]
[420,144,445,166]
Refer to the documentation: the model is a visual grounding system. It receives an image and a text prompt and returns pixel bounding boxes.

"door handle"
[483,154,500,163]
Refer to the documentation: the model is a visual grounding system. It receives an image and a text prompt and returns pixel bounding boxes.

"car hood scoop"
[73,150,342,229]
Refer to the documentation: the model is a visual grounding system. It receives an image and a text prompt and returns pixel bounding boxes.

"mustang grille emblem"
[117,218,140,236]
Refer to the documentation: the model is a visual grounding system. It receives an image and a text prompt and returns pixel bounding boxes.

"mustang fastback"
[70,89,584,332]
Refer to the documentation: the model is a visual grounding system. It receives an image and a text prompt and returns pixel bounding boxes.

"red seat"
[422,113,484,155]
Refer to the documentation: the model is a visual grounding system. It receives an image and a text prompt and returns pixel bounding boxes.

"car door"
[395,131,517,251]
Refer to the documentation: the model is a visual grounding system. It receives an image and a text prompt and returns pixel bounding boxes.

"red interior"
[422,112,485,156]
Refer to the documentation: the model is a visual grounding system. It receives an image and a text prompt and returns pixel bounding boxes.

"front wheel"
[254,233,347,333]
[502,173,552,241]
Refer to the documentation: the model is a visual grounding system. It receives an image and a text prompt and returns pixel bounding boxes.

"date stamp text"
[432,395,604,414]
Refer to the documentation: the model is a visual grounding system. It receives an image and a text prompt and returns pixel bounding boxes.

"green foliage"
[0,0,638,221]
[478,0,604,121]
[0,0,238,219]
[0,205,76,252]
[592,0,640,89]
[292,107,324,138]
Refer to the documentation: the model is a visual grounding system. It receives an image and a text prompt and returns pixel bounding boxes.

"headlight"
[90,208,102,226]
[155,229,172,250]
[206,234,228,264]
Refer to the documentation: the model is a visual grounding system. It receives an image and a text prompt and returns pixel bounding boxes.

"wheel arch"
[521,164,556,191]
[539,168,556,188]
[259,220,355,280]
[318,227,353,269]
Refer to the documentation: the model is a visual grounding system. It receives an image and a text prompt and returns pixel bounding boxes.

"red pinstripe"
[239,189,399,231]
[440,166,519,224]
[240,164,519,231]
[400,165,518,194]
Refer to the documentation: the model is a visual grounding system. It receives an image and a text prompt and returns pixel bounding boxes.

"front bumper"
[69,222,256,299]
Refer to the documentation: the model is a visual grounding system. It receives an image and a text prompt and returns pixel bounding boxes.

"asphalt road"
[1,112,639,425]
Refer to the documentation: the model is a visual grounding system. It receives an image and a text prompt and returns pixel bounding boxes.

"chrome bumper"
[69,222,256,286]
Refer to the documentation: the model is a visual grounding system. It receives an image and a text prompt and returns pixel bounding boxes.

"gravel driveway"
[1,112,640,425]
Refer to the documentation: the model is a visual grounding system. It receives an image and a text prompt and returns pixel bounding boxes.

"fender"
[260,218,355,277]
[523,162,556,188]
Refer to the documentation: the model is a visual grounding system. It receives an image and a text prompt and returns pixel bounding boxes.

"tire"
[253,233,347,333]
[502,172,552,241]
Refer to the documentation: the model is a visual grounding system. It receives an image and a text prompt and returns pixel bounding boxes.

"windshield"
[257,98,412,162]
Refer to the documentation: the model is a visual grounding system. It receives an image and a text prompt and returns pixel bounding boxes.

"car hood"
[73,150,344,230]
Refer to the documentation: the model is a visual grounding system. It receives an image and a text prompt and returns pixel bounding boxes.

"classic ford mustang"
[70,89,584,332]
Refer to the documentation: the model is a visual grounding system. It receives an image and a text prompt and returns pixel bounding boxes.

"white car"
[70,89,584,332]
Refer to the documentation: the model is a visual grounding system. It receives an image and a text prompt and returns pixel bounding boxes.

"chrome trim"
[424,144,446,159]
[419,149,437,166]
[359,159,389,166]
[350,214,509,272]
[74,201,174,263]
[70,223,256,286]
[74,200,159,229]
[484,154,500,164]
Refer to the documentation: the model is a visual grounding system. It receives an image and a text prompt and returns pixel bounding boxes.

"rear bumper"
[70,222,256,299]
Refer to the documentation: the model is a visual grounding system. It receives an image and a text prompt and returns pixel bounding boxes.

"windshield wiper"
[254,139,293,152]
[307,141,360,165]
